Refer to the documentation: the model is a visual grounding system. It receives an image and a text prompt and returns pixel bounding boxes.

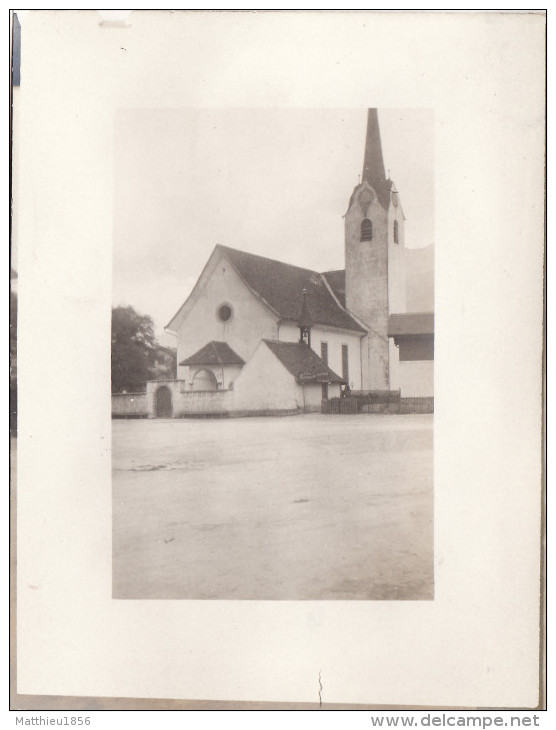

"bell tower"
[345,109,406,389]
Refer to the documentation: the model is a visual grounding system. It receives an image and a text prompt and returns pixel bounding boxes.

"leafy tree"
[150,345,177,381]
[111,305,175,392]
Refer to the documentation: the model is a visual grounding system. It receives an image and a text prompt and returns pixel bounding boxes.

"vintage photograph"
[111,107,435,600]
[13,9,545,712]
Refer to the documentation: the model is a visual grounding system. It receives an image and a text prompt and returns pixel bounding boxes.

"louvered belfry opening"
[360,218,373,241]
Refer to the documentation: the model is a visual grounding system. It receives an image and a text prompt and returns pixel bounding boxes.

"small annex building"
[232,340,346,415]
[112,109,434,419]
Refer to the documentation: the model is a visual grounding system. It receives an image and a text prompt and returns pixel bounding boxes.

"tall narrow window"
[393,219,399,244]
[360,218,373,241]
[342,345,349,383]
[320,342,328,365]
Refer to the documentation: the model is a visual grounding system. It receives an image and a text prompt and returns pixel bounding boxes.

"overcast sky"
[113,108,434,345]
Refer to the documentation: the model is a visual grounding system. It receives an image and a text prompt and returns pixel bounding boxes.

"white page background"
[14,10,545,708]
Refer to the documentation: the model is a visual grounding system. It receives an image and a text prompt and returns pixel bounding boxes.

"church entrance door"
[155,386,173,418]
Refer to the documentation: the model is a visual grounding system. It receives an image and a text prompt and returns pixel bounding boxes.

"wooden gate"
[155,386,173,418]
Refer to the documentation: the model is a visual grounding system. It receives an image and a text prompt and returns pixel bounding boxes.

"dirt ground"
[112,414,433,600]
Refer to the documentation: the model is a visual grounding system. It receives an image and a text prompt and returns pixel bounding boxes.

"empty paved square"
[112,414,433,600]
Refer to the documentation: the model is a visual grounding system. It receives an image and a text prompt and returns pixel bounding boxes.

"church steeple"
[344,107,405,390]
[362,108,386,187]
[360,108,392,210]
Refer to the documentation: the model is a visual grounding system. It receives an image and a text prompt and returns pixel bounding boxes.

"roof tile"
[263,340,345,384]
[179,341,245,367]
[219,246,365,333]
[321,269,346,307]
[388,312,434,336]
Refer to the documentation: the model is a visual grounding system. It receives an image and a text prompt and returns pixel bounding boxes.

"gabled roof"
[218,246,365,333]
[321,269,346,307]
[263,340,345,384]
[388,312,434,336]
[179,341,245,367]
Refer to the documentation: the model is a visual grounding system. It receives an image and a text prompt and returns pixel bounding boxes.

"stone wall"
[146,380,233,417]
[146,380,184,417]
[111,392,147,418]
[114,376,345,419]
[175,389,233,417]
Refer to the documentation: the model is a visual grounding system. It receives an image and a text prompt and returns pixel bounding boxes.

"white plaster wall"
[175,252,279,380]
[222,364,244,389]
[310,327,362,390]
[277,322,300,342]
[398,360,434,397]
[388,192,407,314]
[303,383,324,412]
[233,342,303,413]
[388,338,401,392]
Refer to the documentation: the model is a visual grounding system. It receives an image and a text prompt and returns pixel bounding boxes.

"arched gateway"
[155,386,173,418]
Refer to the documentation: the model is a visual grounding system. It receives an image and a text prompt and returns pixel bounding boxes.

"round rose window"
[217,304,233,322]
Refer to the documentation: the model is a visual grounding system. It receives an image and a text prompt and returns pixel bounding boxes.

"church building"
[120,109,434,418]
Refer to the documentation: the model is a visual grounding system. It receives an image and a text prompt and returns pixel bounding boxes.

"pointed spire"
[362,108,386,188]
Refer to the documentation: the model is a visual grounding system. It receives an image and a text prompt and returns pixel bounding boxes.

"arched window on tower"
[360,218,373,242]
[393,219,399,244]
